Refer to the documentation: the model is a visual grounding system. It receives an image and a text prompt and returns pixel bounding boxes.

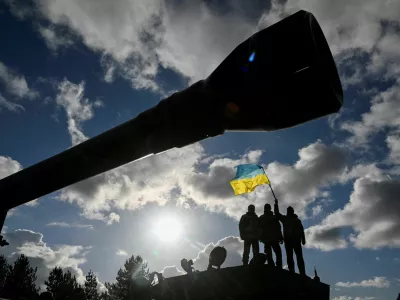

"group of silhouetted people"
[239,199,306,275]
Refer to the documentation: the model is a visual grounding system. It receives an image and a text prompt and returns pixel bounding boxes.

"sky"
[0,0,400,299]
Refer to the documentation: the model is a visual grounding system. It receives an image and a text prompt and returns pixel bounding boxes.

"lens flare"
[249,52,256,62]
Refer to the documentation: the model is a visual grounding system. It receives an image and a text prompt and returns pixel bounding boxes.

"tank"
[0,10,343,212]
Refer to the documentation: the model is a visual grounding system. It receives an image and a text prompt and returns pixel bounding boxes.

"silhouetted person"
[274,199,306,275]
[239,204,260,265]
[259,203,283,268]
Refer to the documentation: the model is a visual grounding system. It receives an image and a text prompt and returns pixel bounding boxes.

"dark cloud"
[306,174,400,250]
[306,225,348,251]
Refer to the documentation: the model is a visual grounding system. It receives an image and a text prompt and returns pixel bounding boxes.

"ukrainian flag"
[230,164,270,196]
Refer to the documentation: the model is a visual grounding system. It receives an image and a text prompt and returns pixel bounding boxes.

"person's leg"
[264,242,274,266]
[243,240,250,265]
[294,243,306,275]
[272,242,282,268]
[252,239,260,256]
[285,242,295,273]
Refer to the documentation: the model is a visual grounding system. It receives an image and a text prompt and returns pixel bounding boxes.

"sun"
[152,217,183,243]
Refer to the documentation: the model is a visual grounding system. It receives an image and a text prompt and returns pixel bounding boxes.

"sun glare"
[153,217,182,243]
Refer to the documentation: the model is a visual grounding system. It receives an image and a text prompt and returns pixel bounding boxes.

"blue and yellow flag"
[230,164,270,196]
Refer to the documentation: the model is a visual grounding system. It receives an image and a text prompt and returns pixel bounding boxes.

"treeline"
[0,253,150,300]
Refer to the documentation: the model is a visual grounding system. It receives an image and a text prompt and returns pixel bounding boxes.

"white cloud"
[101,55,117,83]
[341,79,400,147]
[0,93,25,112]
[312,205,323,217]
[106,212,120,225]
[333,297,375,300]
[57,140,349,224]
[160,265,184,278]
[1,229,89,290]
[161,236,244,277]
[25,199,40,207]
[367,28,400,79]
[0,156,22,180]
[258,0,400,92]
[337,52,365,89]
[339,164,383,183]
[375,257,380,261]
[58,143,205,222]
[38,26,75,51]
[336,277,390,288]
[0,61,38,99]
[5,0,400,96]
[192,236,243,271]
[55,79,101,146]
[4,0,256,92]
[46,222,94,229]
[386,134,400,165]
[116,249,128,256]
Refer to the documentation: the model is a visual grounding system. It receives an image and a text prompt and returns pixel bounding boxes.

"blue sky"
[0,0,400,299]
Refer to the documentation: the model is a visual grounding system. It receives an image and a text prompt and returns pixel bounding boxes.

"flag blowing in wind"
[230,164,270,195]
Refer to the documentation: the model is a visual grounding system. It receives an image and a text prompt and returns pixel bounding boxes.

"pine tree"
[45,266,85,300]
[1,254,39,299]
[45,267,66,299]
[99,291,112,300]
[105,255,149,300]
[0,255,9,292]
[84,270,100,300]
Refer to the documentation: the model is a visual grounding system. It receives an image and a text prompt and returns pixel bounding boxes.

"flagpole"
[260,166,278,202]
[268,184,277,202]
